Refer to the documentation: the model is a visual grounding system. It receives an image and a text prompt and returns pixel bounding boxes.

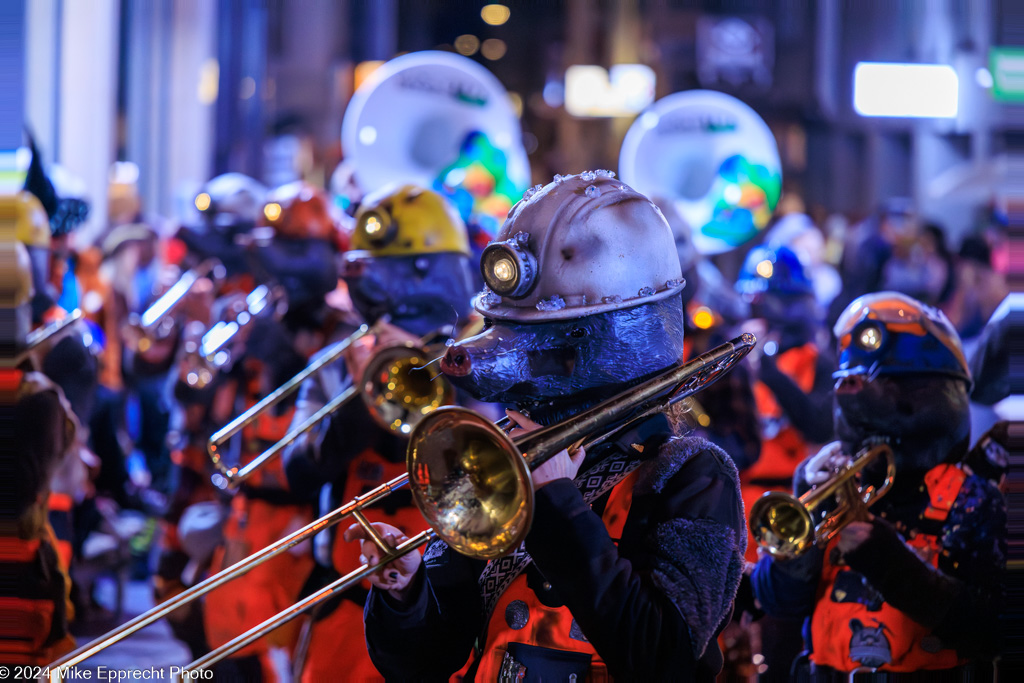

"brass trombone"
[207,320,453,490]
[123,259,224,353]
[48,333,753,674]
[748,443,896,559]
[182,284,286,389]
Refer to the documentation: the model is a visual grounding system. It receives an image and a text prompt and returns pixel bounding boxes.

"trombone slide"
[207,323,372,487]
[47,473,411,673]
[183,529,434,673]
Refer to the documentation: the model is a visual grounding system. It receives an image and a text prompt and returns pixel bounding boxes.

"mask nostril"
[441,346,472,377]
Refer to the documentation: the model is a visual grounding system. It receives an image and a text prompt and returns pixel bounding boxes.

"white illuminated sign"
[853,62,959,118]
[565,64,656,118]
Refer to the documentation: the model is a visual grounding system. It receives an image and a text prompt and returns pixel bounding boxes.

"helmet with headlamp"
[260,181,337,243]
[349,184,469,257]
[833,291,970,386]
[475,171,685,322]
[194,173,268,231]
[344,185,474,335]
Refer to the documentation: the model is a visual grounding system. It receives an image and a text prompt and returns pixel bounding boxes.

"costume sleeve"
[842,475,1006,659]
[524,437,746,680]
[758,351,834,444]
[364,539,487,680]
[749,549,824,619]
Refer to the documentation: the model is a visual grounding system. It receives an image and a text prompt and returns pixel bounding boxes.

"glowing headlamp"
[481,237,537,299]
[856,324,883,351]
[263,202,283,223]
[195,192,212,212]
[359,210,396,247]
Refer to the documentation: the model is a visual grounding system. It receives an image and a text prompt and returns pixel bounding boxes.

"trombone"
[182,284,286,389]
[748,443,896,559]
[206,319,454,490]
[8,309,84,368]
[48,333,753,674]
[123,258,224,353]
[180,333,754,672]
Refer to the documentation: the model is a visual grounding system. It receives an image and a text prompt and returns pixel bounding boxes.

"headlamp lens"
[481,240,536,299]
[857,325,883,351]
[493,258,516,282]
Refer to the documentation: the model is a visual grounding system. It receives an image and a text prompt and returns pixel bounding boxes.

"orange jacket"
[810,464,967,672]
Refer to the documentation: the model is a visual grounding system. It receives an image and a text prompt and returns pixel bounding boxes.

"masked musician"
[348,171,747,681]
[750,292,1006,680]
[1,236,78,666]
[201,180,350,681]
[735,244,834,561]
[281,184,477,682]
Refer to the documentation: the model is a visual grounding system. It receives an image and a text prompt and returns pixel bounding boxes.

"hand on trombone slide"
[344,521,422,602]
[505,409,586,490]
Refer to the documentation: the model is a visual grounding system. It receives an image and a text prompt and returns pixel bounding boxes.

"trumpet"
[207,320,454,490]
[49,333,753,674]
[181,284,286,389]
[748,443,895,559]
[123,259,224,353]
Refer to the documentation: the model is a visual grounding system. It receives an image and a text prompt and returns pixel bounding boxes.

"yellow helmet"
[351,184,469,257]
[3,191,52,249]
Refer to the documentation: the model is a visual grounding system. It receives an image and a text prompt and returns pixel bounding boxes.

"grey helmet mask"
[442,171,687,422]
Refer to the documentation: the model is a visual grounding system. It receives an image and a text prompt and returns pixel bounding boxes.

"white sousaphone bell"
[619,90,782,255]
[342,50,530,194]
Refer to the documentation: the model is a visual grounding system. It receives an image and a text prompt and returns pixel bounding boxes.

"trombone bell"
[407,407,532,559]
[362,342,454,436]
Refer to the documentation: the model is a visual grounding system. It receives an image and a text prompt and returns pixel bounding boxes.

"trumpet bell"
[407,406,532,559]
[749,491,815,559]
[361,342,456,435]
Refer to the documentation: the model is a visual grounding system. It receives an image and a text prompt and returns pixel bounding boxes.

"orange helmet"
[260,181,339,244]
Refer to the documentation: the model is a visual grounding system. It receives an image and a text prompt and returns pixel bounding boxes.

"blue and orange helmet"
[833,292,971,386]
[735,244,814,300]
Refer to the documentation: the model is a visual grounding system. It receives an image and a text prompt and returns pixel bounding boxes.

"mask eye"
[570,327,587,339]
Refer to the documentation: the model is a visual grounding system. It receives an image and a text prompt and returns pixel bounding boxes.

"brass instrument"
[182,284,286,389]
[8,309,85,368]
[49,333,753,674]
[207,321,453,490]
[748,443,895,559]
[123,259,224,353]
